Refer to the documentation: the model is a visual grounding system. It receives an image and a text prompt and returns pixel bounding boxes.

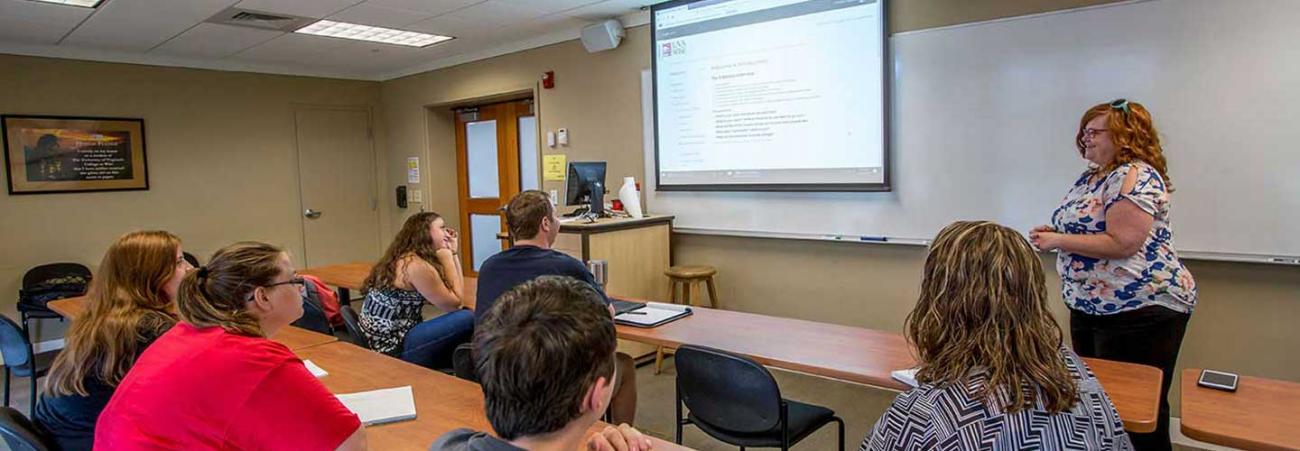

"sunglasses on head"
[1110,98,1130,115]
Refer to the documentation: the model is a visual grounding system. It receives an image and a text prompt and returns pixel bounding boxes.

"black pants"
[1071,306,1190,451]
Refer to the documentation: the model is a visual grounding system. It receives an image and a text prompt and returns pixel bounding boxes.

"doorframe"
[290,104,382,268]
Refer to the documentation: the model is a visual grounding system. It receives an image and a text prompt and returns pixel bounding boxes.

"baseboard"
[1171,417,1241,450]
[33,338,65,354]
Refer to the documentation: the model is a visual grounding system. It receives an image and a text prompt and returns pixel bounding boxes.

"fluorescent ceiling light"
[29,0,103,7]
[295,20,453,48]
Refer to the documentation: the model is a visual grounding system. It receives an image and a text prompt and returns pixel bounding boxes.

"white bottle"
[619,176,643,219]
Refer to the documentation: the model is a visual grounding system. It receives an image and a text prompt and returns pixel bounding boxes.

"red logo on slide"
[661,40,686,58]
[661,42,674,57]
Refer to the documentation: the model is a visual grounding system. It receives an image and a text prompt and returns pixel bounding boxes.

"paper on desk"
[616,302,690,326]
[303,359,328,378]
[891,368,919,388]
[336,386,417,426]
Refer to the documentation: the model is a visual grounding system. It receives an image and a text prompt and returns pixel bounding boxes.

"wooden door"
[295,107,381,267]
[454,99,534,275]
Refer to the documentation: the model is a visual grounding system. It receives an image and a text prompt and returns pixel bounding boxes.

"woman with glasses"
[95,242,366,450]
[1029,99,1195,451]
[35,231,188,451]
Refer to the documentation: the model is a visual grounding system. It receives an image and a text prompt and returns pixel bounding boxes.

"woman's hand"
[1029,226,1062,252]
[444,228,460,252]
[587,424,653,451]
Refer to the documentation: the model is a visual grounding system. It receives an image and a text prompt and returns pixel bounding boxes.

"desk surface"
[47,296,338,351]
[299,261,373,291]
[297,342,689,451]
[1180,368,1300,451]
[614,306,1162,434]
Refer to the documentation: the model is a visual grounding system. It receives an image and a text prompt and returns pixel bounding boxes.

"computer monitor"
[565,161,606,217]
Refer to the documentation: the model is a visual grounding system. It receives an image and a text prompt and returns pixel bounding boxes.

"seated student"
[95,242,366,450]
[432,276,653,451]
[475,190,637,425]
[862,221,1133,451]
[360,211,473,369]
[34,231,189,450]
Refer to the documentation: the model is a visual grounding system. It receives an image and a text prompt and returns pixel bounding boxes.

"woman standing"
[35,231,188,450]
[360,212,473,370]
[1031,99,1195,451]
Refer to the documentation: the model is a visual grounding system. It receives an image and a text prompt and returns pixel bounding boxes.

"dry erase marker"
[859,236,887,242]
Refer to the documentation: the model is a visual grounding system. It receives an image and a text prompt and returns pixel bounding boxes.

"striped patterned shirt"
[862,348,1133,451]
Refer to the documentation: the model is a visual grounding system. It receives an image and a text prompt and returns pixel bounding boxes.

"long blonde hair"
[45,231,180,396]
[178,242,285,337]
[906,221,1077,413]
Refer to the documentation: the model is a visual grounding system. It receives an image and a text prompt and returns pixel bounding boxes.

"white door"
[295,107,381,267]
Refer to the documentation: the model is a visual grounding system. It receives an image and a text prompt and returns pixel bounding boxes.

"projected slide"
[653,0,887,190]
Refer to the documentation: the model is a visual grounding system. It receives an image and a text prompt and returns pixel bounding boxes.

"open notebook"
[614,301,692,328]
[336,386,417,426]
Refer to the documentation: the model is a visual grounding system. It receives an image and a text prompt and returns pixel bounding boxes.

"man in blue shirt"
[475,190,637,425]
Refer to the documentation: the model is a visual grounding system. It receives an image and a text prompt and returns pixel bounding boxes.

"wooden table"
[47,296,338,351]
[1180,368,1300,450]
[299,262,477,308]
[614,306,1163,433]
[297,342,690,450]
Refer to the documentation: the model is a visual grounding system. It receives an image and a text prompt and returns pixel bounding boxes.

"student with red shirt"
[95,242,366,451]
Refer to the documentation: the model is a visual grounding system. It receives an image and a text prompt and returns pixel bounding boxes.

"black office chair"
[0,406,54,451]
[17,263,90,338]
[338,305,370,349]
[675,345,844,451]
[451,343,477,382]
[0,315,55,416]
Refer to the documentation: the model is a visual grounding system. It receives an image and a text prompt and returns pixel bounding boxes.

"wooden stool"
[657,265,720,374]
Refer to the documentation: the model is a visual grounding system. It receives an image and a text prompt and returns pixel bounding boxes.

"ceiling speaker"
[581,19,625,53]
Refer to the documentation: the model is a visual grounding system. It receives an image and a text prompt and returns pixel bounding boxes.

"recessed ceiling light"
[295,20,453,48]
[29,0,104,7]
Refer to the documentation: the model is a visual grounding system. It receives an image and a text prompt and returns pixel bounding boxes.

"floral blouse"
[1050,162,1197,315]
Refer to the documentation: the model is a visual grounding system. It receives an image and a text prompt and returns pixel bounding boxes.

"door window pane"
[467,120,499,198]
[518,116,539,191]
[470,214,503,271]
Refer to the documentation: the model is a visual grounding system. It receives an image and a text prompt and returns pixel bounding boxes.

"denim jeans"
[400,309,474,370]
[1071,305,1191,451]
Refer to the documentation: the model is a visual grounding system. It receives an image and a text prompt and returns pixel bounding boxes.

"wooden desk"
[299,262,478,309]
[614,306,1162,433]
[47,296,338,351]
[1180,368,1300,450]
[296,342,690,450]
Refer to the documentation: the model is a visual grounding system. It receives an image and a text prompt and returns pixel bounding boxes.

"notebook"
[303,359,328,378]
[610,298,646,315]
[891,368,919,388]
[336,386,417,426]
[615,302,691,328]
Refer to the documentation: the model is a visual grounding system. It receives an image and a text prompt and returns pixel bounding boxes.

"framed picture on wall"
[2,115,149,195]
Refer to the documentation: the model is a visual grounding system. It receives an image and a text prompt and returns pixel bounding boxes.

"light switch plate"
[409,188,423,203]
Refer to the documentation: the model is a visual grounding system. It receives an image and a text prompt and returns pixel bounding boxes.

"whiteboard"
[641,0,1300,264]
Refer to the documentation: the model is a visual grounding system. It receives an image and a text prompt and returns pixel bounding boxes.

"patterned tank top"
[359,286,425,356]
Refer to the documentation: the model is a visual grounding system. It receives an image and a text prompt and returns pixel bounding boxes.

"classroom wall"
[381,0,1300,417]
[0,54,385,342]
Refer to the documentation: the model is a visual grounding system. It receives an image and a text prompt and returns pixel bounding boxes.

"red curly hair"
[1075,100,1173,190]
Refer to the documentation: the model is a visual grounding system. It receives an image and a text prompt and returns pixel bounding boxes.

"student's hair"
[474,275,616,440]
[1076,99,1173,190]
[45,231,181,396]
[906,221,1077,414]
[177,241,285,337]
[505,190,553,241]
[362,212,449,294]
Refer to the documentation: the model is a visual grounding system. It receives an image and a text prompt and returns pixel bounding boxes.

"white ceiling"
[0,0,661,80]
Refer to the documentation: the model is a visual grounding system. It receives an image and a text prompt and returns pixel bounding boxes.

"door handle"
[304,209,323,219]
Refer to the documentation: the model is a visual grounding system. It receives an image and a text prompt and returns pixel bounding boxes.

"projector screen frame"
[650,0,892,193]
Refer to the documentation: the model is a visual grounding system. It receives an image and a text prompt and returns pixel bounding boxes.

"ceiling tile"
[233,0,359,19]
[404,13,493,40]
[360,0,481,16]
[567,0,658,21]
[325,2,433,28]
[0,0,94,45]
[62,0,238,51]
[230,31,345,64]
[151,22,281,58]
[444,0,549,29]
[497,0,602,16]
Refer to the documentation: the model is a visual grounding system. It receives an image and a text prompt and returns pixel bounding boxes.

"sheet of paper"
[616,304,687,326]
[543,154,566,181]
[303,359,328,378]
[891,368,919,388]
[336,386,417,426]
[406,157,420,183]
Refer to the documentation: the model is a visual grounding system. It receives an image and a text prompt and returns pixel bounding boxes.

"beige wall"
[0,54,384,342]
[380,0,1300,417]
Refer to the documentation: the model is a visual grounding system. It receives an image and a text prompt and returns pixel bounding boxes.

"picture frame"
[3,115,149,195]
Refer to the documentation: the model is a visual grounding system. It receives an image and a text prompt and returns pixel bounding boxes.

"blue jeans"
[400,309,474,370]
